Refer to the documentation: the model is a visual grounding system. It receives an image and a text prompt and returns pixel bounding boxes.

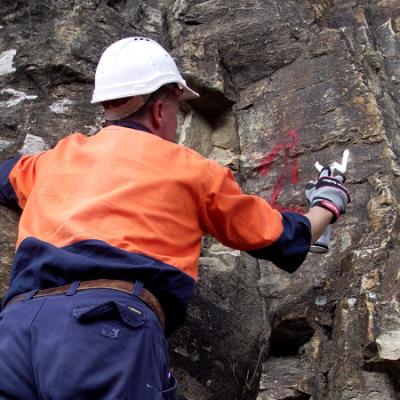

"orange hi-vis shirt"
[0,124,311,333]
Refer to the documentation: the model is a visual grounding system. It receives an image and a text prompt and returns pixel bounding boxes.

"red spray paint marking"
[258,129,305,213]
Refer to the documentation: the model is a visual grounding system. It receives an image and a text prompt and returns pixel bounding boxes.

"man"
[0,37,349,399]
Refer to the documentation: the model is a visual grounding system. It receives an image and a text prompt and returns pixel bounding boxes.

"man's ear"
[149,100,164,130]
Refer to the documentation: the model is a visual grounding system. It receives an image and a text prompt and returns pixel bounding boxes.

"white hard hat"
[91,37,199,104]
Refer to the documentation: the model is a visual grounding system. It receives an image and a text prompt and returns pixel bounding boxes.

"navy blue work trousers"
[0,286,176,399]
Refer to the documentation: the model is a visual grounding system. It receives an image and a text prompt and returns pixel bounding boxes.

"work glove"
[305,167,350,223]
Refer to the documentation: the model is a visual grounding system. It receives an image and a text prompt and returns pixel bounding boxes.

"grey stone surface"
[0,1,400,399]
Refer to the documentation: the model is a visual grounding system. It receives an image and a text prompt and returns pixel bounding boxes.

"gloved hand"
[305,167,350,223]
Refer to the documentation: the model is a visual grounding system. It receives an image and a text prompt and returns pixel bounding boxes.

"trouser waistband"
[5,279,165,328]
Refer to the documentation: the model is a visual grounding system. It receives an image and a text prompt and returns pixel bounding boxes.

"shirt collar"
[110,121,153,134]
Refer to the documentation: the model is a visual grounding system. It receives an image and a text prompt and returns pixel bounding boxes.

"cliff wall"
[0,1,399,399]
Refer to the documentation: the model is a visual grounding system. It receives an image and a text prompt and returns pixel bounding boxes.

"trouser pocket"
[70,298,170,398]
[72,300,145,329]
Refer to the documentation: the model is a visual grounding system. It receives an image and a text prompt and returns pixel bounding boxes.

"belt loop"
[133,281,144,297]
[66,281,80,296]
[23,289,38,302]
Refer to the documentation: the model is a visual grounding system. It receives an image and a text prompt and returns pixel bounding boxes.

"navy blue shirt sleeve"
[0,156,22,211]
[247,211,311,273]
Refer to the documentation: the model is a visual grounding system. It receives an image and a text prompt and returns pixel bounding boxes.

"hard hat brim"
[92,80,199,104]
[179,83,199,101]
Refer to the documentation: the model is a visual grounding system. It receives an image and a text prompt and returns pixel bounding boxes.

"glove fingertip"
[319,166,331,178]
[333,173,346,183]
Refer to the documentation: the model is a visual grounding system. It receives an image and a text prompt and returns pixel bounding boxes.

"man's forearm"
[304,206,334,243]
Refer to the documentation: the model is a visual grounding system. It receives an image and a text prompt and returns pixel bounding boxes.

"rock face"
[0,1,399,399]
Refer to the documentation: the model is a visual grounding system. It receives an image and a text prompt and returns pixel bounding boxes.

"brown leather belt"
[5,279,165,328]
